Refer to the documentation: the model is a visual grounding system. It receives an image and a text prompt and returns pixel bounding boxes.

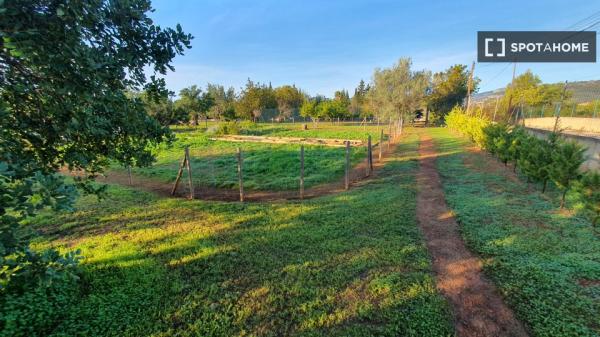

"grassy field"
[24,132,453,337]
[430,128,600,337]
[122,123,388,191]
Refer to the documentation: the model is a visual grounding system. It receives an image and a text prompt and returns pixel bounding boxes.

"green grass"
[429,127,600,337]
[27,132,453,337]
[123,124,388,191]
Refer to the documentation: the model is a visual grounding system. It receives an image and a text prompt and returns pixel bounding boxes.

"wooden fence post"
[185,147,194,199]
[171,151,187,196]
[345,141,350,190]
[366,135,372,177]
[127,165,132,185]
[237,147,244,202]
[300,145,304,199]
[379,129,383,162]
[368,135,373,171]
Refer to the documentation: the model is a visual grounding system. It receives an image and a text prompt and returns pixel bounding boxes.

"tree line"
[141,58,483,126]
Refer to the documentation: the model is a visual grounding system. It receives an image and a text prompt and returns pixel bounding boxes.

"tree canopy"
[0,0,191,300]
[428,64,475,121]
[369,58,430,122]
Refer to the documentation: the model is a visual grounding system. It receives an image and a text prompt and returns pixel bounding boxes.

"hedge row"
[446,107,599,225]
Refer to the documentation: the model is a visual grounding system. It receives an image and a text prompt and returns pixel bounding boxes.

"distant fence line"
[169,126,401,202]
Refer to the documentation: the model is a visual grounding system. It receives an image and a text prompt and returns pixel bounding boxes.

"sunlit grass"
[28,131,453,337]
[430,127,600,337]
[121,124,391,191]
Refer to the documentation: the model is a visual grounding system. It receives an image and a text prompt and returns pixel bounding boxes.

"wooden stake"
[366,135,372,177]
[345,141,350,190]
[379,129,383,162]
[185,147,194,199]
[237,147,244,202]
[466,61,475,114]
[171,154,187,196]
[127,166,132,185]
[299,145,304,199]
[369,134,373,171]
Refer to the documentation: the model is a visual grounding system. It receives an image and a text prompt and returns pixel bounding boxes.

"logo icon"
[484,38,505,57]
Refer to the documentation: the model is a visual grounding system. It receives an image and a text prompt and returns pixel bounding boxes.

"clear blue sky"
[150,0,600,97]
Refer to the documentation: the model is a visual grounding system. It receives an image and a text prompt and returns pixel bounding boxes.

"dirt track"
[416,133,528,337]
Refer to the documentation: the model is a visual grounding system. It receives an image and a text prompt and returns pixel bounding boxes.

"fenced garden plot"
[114,124,395,199]
[22,133,455,337]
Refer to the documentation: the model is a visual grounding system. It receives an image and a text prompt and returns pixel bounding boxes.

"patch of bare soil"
[416,134,528,337]
[69,141,399,202]
[579,279,600,287]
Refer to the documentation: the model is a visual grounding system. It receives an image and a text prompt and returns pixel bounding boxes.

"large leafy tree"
[206,83,236,120]
[0,0,191,306]
[236,79,276,121]
[274,85,304,119]
[176,85,215,125]
[500,70,570,120]
[351,79,372,119]
[428,64,475,121]
[369,58,430,123]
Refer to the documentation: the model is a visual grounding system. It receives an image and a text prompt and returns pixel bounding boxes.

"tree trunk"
[560,189,567,209]
[542,179,548,193]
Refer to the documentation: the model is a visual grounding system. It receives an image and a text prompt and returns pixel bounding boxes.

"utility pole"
[553,81,568,133]
[493,96,499,122]
[506,62,517,123]
[465,61,475,115]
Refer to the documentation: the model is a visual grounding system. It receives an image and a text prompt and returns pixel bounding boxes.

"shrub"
[0,249,81,337]
[508,127,529,172]
[576,172,600,226]
[213,121,241,135]
[549,139,585,208]
[482,123,508,155]
[446,106,490,147]
[518,136,553,191]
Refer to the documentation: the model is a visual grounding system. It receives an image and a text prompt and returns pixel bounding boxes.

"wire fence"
[165,127,399,202]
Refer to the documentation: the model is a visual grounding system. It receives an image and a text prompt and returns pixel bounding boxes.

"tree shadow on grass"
[29,133,454,337]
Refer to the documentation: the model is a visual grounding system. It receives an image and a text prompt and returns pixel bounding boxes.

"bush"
[549,140,585,208]
[446,107,595,220]
[0,249,81,336]
[517,136,553,191]
[213,121,241,135]
[576,172,600,226]
[482,123,508,155]
[446,106,490,147]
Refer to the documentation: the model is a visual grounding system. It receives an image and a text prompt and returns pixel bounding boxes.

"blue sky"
[150,0,600,97]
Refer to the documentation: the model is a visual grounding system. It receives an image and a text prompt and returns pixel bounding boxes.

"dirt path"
[416,132,528,337]
[80,140,398,202]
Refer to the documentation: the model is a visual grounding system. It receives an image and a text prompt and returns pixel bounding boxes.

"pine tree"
[549,140,585,208]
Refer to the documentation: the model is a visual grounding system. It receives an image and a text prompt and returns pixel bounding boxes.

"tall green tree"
[0,0,191,330]
[369,58,430,123]
[206,83,236,120]
[236,79,276,121]
[176,85,214,125]
[428,64,475,121]
[351,79,372,118]
[274,85,304,119]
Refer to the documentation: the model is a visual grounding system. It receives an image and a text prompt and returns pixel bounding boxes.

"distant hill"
[473,80,600,103]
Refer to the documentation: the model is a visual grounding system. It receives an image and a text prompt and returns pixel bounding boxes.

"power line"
[564,10,600,30]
